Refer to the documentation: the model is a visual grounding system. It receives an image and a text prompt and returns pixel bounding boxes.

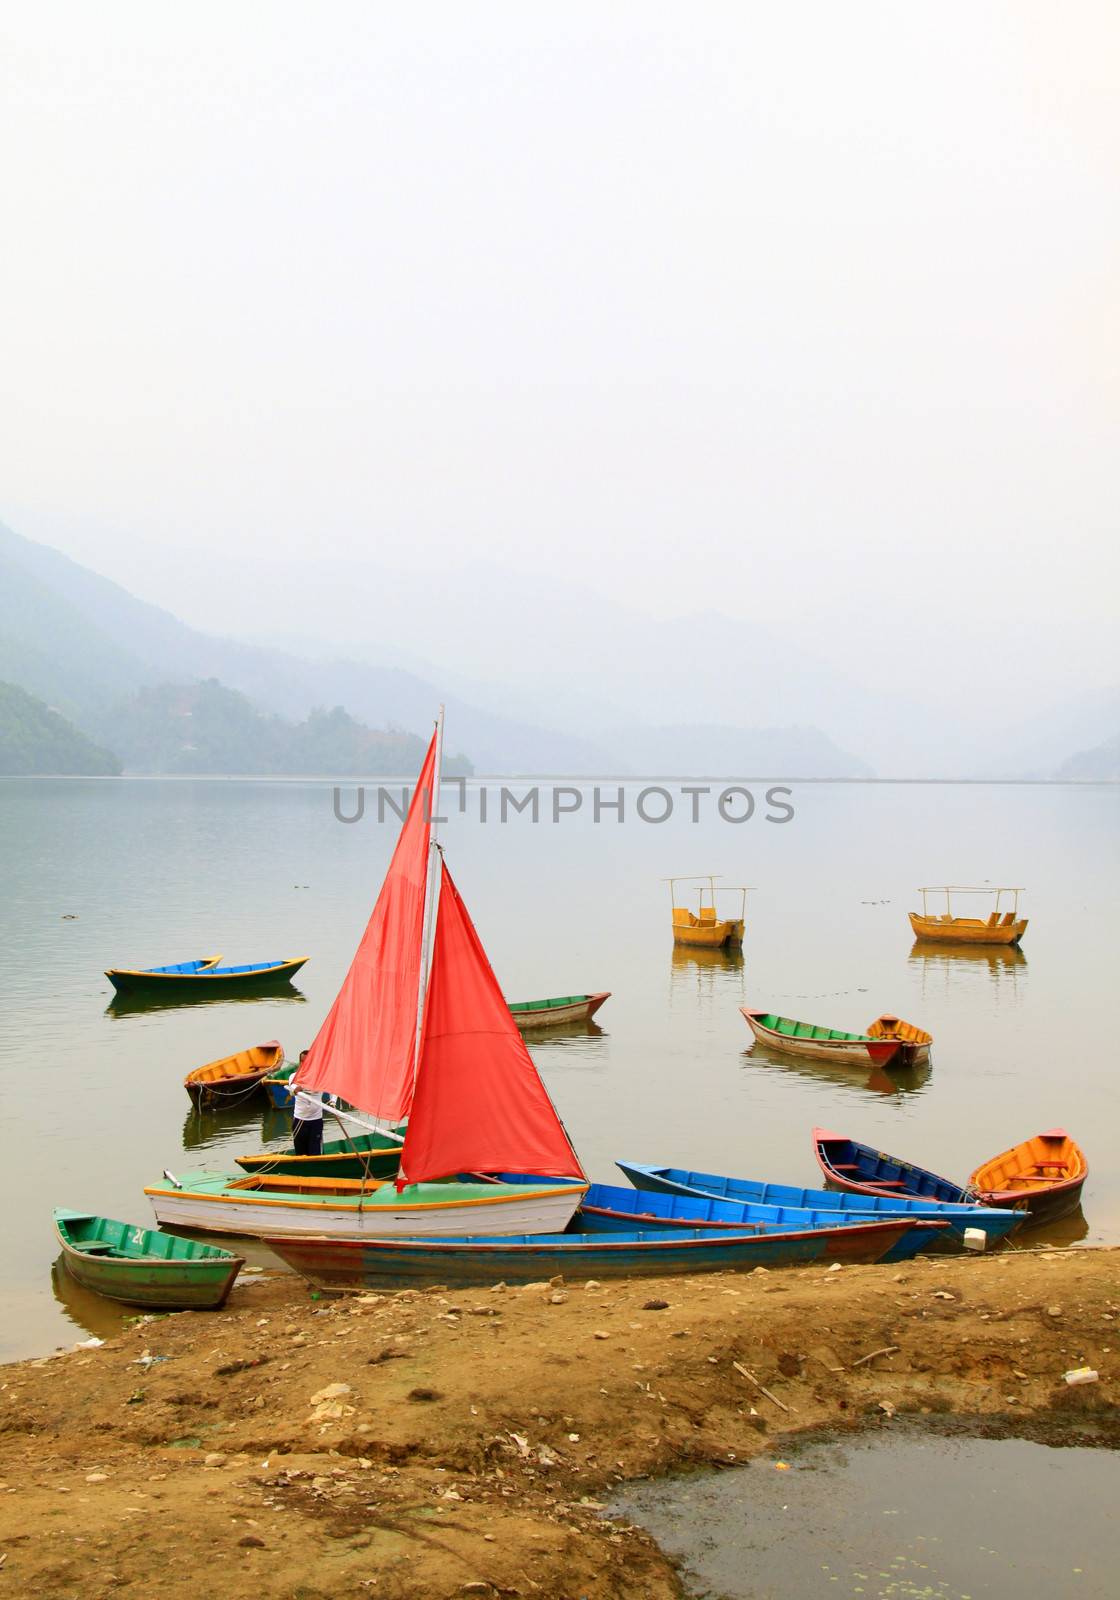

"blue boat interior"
[582,1180,863,1232]
[144,960,217,975]
[818,1137,968,1205]
[199,961,290,975]
[615,1161,1021,1236]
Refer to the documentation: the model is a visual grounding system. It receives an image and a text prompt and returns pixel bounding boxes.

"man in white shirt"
[291,1051,324,1157]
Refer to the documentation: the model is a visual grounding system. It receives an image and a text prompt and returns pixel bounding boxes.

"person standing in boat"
[291,1051,324,1157]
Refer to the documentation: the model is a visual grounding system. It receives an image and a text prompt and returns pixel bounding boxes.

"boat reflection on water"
[669,943,745,1008]
[741,1039,932,1098]
[50,1254,138,1344]
[522,1020,607,1071]
[181,1100,274,1153]
[1013,1204,1090,1246]
[260,1104,295,1145]
[671,944,745,972]
[909,939,1026,993]
[105,987,308,1020]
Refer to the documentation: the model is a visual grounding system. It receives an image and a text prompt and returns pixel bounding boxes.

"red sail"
[399,862,585,1185]
[293,732,436,1121]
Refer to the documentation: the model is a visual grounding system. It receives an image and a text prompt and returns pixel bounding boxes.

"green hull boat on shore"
[53,1209,244,1309]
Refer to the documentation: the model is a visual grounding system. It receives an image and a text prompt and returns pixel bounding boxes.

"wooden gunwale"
[742,1009,901,1067]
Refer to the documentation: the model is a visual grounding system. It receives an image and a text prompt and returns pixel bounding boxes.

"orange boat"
[908,886,1027,946]
[865,1014,933,1066]
[184,1040,284,1108]
[969,1129,1087,1224]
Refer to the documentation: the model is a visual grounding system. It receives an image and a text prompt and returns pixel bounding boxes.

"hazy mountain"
[0,521,613,771]
[188,555,990,776]
[967,687,1120,780]
[95,679,472,776]
[603,722,873,779]
[0,521,874,775]
[1054,732,1120,782]
[0,681,120,776]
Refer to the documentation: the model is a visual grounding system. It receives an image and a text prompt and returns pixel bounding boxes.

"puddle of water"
[612,1428,1120,1599]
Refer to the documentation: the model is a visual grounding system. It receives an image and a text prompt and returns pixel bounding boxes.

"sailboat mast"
[413,704,445,1074]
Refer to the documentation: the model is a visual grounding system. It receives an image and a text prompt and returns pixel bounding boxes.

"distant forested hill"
[94,679,472,776]
[0,520,606,773]
[1054,733,1120,781]
[0,681,121,775]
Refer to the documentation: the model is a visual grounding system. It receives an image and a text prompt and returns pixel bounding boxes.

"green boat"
[53,1209,245,1310]
[741,1008,904,1067]
[233,1126,405,1179]
[507,991,610,1028]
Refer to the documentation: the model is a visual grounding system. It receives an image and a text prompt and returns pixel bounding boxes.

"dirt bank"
[2,1247,1117,1599]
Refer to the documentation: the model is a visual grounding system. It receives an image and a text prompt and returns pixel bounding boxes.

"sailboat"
[144,714,589,1239]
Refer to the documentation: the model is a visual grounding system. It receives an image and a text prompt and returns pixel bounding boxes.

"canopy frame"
[918,885,1024,919]
[663,875,754,923]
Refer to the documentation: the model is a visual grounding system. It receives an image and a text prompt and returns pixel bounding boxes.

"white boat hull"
[145,1181,587,1241]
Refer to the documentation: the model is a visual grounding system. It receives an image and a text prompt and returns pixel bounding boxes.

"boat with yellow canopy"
[665,876,751,948]
[908,886,1027,946]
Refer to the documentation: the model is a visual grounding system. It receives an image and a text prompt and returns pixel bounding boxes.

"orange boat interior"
[185,1042,283,1086]
[866,1014,933,1046]
[970,1131,1086,1195]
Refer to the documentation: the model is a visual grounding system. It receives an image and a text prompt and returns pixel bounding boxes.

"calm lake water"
[1,777,1116,1362]
[612,1428,1120,1599]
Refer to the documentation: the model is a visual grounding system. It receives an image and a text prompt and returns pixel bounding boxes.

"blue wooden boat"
[267,1215,948,1289]
[106,956,308,992]
[616,1161,1024,1248]
[812,1128,974,1206]
[579,1182,946,1263]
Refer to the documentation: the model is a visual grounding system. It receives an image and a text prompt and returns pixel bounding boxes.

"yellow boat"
[865,1014,933,1066]
[665,875,751,948]
[908,886,1027,946]
[184,1040,285,1108]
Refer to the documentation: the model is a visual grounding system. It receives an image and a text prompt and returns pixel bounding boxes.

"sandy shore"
[2,1247,1116,1598]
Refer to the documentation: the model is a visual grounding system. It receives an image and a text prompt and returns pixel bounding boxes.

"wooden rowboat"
[53,1209,244,1309]
[144,1170,588,1240]
[742,1009,902,1067]
[106,956,308,992]
[507,992,611,1029]
[235,1126,405,1180]
[969,1129,1087,1224]
[908,886,1027,946]
[616,1161,1024,1249]
[267,1217,948,1290]
[577,1182,947,1263]
[184,1040,284,1108]
[865,1014,932,1066]
[812,1129,975,1206]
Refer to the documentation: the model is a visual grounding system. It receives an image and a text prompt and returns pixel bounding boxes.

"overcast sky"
[1,2,1117,706]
